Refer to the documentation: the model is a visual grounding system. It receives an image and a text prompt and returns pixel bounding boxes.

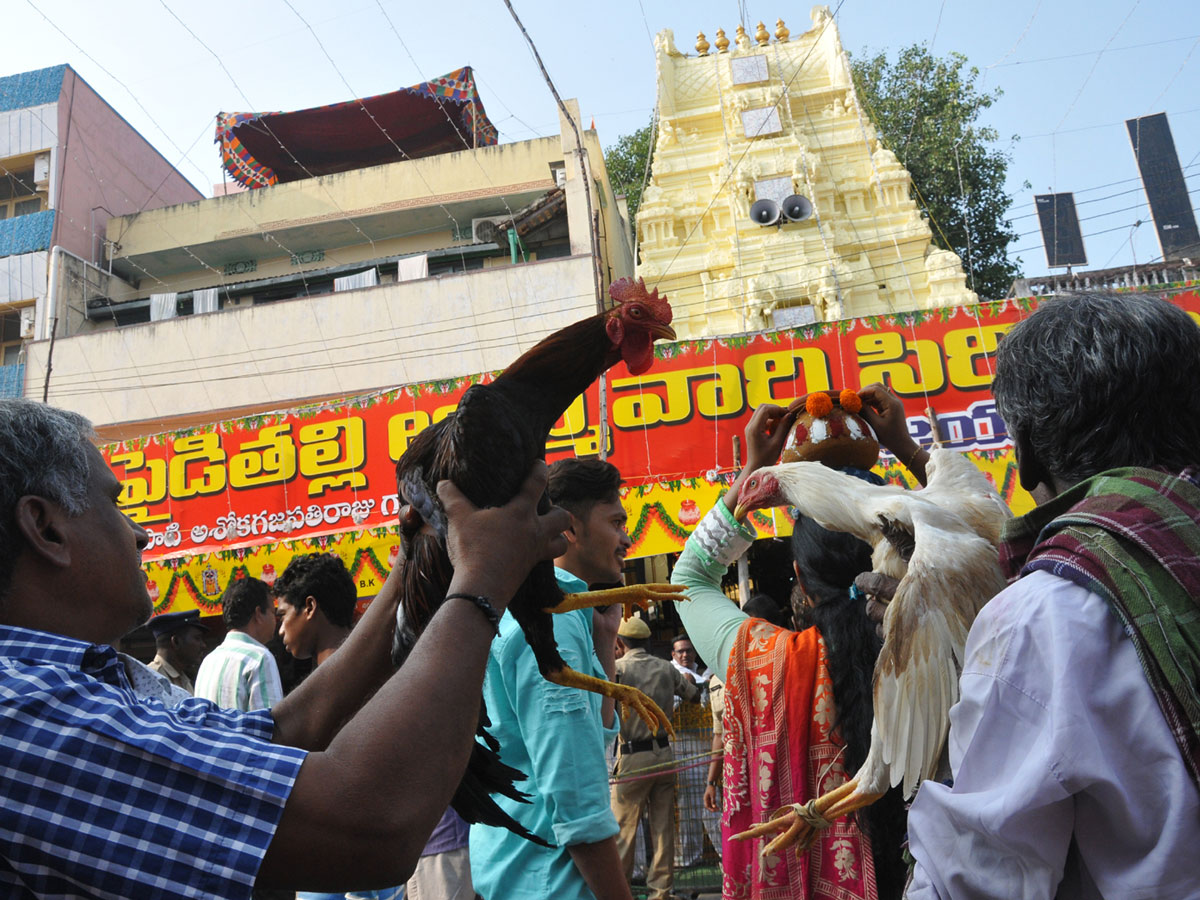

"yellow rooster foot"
[546,665,675,737]
[546,583,689,620]
[730,802,825,858]
[731,778,882,858]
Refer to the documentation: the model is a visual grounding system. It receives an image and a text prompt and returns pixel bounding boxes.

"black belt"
[620,735,669,754]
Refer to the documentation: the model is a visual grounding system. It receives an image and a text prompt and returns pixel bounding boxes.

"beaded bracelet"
[445,593,502,635]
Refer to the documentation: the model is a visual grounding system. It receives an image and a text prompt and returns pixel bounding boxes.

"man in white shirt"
[905,292,1200,899]
[195,576,284,711]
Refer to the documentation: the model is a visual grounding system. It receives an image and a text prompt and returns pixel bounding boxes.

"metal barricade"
[613,700,721,899]
[671,700,721,897]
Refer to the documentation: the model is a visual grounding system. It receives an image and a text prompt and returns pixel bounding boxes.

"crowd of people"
[2,290,1199,900]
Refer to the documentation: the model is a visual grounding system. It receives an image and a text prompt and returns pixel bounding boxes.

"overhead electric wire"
[18,0,1196,403]
[983,0,1042,69]
[24,0,211,191]
[989,33,1200,69]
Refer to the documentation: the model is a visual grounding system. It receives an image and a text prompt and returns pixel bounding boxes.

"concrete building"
[22,81,631,433]
[636,7,976,340]
[0,64,202,397]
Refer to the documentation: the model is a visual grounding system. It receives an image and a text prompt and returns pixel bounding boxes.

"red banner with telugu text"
[105,290,1200,567]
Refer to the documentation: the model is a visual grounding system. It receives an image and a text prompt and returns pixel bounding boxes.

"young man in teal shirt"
[470,459,633,900]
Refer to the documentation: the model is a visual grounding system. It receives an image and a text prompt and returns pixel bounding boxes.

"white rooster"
[730,448,1011,855]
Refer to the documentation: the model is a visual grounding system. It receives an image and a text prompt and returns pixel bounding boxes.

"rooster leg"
[546,665,674,737]
[771,786,886,856]
[545,583,688,620]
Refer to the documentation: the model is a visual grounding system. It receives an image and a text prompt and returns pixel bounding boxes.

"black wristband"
[445,593,502,634]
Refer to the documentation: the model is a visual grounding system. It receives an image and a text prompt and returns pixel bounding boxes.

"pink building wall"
[52,68,203,265]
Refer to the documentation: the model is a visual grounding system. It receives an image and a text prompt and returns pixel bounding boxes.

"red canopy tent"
[215,66,498,190]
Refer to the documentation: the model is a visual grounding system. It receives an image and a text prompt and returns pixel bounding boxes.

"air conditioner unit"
[33,153,51,191]
[18,308,36,339]
[471,216,512,245]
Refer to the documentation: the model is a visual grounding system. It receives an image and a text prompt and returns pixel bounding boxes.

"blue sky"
[7,0,1198,282]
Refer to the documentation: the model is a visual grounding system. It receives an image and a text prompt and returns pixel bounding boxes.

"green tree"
[604,120,654,242]
[850,45,1021,301]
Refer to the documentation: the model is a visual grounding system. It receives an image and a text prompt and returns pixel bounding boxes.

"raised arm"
[675,404,796,678]
[257,463,570,890]
[859,382,928,486]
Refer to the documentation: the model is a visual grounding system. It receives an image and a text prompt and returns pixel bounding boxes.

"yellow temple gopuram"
[636,6,977,339]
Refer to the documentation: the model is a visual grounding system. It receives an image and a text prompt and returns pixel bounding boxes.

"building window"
[2,311,24,365]
[0,168,46,219]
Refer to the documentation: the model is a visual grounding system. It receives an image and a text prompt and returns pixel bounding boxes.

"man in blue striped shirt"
[0,398,570,900]
[195,576,284,711]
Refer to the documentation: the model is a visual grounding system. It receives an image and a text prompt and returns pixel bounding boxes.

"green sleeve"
[670,501,756,683]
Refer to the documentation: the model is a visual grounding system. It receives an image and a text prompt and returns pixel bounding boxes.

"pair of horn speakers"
[750,194,813,227]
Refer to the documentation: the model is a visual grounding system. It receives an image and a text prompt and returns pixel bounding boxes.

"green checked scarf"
[999,466,1200,793]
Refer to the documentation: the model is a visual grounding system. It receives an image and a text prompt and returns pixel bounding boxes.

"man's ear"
[1014,430,1051,494]
[303,595,319,619]
[13,495,72,569]
[561,513,581,546]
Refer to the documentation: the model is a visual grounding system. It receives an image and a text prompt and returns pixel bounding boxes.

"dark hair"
[790,515,906,898]
[221,577,271,629]
[671,634,693,650]
[273,553,356,629]
[993,292,1200,486]
[546,458,622,518]
[742,593,790,627]
[618,634,650,650]
[0,401,94,598]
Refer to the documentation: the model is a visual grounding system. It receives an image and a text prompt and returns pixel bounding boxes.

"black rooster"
[391,277,685,845]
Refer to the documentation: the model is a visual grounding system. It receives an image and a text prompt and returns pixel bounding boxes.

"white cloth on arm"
[906,570,1200,900]
[670,501,757,683]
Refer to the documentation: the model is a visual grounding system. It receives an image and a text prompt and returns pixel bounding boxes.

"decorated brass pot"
[781,389,880,470]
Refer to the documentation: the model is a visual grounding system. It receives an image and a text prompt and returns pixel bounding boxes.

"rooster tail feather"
[454,735,555,849]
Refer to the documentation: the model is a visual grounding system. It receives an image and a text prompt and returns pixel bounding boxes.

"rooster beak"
[647,322,676,341]
[733,501,750,522]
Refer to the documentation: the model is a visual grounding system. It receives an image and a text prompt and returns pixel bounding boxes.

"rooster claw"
[547,665,674,737]
[731,777,881,858]
[731,803,821,858]
[546,583,689,619]
[615,683,675,738]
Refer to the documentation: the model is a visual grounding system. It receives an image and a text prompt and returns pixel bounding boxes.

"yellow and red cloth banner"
[108,290,1200,612]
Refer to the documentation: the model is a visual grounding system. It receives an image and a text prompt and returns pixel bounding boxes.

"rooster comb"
[609,276,667,309]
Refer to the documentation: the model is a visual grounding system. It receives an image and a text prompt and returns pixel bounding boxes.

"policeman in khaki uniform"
[611,616,700,900]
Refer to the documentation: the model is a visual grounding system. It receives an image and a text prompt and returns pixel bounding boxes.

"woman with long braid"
[671,402,907,900]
